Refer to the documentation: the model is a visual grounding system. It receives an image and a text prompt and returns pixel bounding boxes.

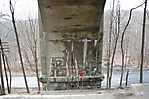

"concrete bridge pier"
[38,0,106,90]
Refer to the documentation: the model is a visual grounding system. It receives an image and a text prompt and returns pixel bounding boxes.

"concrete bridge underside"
[38,0,106,89]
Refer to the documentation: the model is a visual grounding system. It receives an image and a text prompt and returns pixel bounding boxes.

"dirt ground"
[0,88,144,99]
[1,84,149,99]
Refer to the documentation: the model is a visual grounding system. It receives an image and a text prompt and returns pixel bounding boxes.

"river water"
[102,70,149,88]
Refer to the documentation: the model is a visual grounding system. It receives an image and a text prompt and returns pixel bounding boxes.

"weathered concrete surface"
[38,0,106,89]
[38,0,106,72]
[0,94,115,99]
[38,0,106,34]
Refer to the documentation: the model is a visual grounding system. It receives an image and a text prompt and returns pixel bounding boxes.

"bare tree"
[20,18,41,92]
[0,39,11,93]
[140,0,147,83]
[4,54,12,93]
[107,0,115,89]
[9,0,29,93]
[119,2,145,87]
[108,0,122,88]
[0,42,5,95]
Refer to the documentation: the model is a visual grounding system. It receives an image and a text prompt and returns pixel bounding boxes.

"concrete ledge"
[0,94,104,99]
[131,83,149,96]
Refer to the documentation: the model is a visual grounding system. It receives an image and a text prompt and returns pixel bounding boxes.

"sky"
[0,0,145,20]
[0,0,38,20]
[105,0,144,10]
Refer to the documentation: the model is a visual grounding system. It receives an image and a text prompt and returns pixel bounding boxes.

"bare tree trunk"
[124,38,129,69]
[118,0,125,87]
[108,0,122,89]
[34,44,40,93]
[107,0,115,89]
[28,18,41,92]
[0,47,5,95]
[120,2,145,87]
[140,0,147,83]
[125,69,129,87]
[124,38,129,88]
[108,33,120,88]
[9,0,29,93]
[0,39,10,93]
[4,55,12,93]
